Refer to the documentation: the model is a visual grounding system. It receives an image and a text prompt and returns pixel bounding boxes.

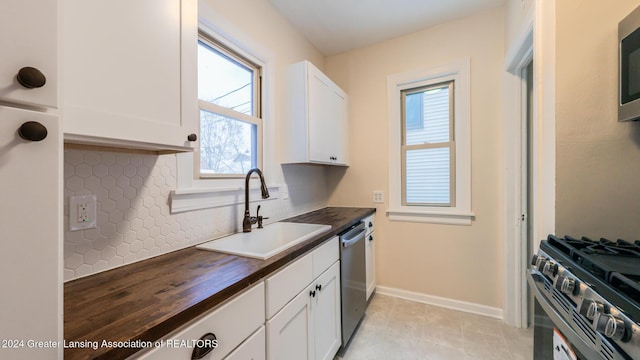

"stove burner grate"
[563,236,640,257]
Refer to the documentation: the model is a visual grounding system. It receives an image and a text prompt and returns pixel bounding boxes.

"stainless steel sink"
[196,222,331,260]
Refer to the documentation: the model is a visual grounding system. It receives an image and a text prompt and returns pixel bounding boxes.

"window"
[402,82,454,206]
[197,33,262,177]
[387,59,473,225]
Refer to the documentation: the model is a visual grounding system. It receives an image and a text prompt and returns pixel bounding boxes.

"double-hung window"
[197,33,262,178]
[388,59,473,225]
[402,82,454,206]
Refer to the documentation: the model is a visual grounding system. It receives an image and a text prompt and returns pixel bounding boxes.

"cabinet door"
[307,67,336,164]
[0,0,57,108]
[312,262,342,360]
[0,107,60,359]
[266,285,313,360]
[365,232,376,301]
[61,0,197,150]
[334,89,349,165]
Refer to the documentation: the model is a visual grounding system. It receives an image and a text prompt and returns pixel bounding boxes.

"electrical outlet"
[372,191,384,203]
[70,195,97,231]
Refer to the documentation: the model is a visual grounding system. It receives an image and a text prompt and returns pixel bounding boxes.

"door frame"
[502,0,557,328]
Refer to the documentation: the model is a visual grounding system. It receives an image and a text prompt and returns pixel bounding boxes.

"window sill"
[170,184,280,214]
[387,208,474,225]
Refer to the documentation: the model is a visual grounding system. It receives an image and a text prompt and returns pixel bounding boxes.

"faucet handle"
[257,216,269,229]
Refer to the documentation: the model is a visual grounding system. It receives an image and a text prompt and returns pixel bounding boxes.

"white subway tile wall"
[64,149,328,281]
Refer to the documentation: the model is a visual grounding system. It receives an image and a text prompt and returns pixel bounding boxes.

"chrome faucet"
[243,168,270,232]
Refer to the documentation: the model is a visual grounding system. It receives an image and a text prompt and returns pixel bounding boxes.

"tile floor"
[337,294,533,360]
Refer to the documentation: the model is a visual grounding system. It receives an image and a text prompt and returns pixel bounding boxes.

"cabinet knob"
[191,333,217,359]
[18,121,48,142]
[17,67,46,89]
[187,133,198,142]
[316,284,322,292]
[309,290,316,298]
[369,235,374,242]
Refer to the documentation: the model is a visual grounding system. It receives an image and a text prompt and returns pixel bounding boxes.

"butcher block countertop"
[63,207,375,360]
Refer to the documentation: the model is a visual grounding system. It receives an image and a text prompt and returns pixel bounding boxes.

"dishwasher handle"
[341,225,365,248]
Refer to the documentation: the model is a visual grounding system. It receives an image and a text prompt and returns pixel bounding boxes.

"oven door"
[528,273,597,360]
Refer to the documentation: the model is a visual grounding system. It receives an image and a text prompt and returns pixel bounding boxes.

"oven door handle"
[527,273,602,360]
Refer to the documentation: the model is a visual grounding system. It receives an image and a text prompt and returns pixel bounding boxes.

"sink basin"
[196,222,332,260]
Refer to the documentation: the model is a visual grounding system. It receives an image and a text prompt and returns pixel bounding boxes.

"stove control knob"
[580,300,604,320]
[555,276,578,295]
[594,314,628,342]
[530,254,539,266]
[543,261,558,277]
[535,258,547,272]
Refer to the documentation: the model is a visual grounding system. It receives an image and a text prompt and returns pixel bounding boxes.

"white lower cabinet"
[310,262,342,360]
[130,237,342,360]
[266,283,313,360]
[266,238,341,360]
[224,326,265,360]
[131,282,265,360]
[363,214,376,301]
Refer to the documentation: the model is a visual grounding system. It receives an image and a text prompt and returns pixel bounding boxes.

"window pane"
[198,40,254,116]
[405,147,450,205]
[405,93,423,130]
[200,109,256,175]
[405,84,450,145]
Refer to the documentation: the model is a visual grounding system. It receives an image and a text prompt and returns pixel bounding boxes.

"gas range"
[529,235,640,360]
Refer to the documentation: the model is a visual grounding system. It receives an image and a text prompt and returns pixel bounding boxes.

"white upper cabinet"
[282,60,349,166]
[61,0,198,151]
[0,0,58,108]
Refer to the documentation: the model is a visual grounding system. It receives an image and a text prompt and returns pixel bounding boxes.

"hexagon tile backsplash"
[63,148,327,281]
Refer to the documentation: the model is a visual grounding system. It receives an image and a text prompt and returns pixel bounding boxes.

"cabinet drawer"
[312,237,339,279]
[265,253,313,319]
[133,282,264,360]
[224,326,265,360]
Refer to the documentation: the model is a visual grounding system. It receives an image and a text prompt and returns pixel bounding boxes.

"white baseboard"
[376,285,503,320]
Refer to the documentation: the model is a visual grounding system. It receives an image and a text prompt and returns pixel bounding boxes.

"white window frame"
[196,33,263,179]
[387,58,474,225]
[171,18,279,214]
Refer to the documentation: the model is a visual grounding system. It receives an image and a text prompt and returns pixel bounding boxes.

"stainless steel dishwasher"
[339,222,367,346]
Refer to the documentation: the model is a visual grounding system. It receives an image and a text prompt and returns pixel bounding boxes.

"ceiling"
[268,0,506,56]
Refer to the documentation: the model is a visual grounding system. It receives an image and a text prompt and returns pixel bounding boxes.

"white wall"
[325,8,506,311]
[63,0,329,280]
[556,0,640,239]
[505,0,533,48]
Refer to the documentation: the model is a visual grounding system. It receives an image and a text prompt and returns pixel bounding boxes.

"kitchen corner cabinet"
[61,0,198,151]
[282,60,349,166]
[266,238,342,360]
[364,214,376,300]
